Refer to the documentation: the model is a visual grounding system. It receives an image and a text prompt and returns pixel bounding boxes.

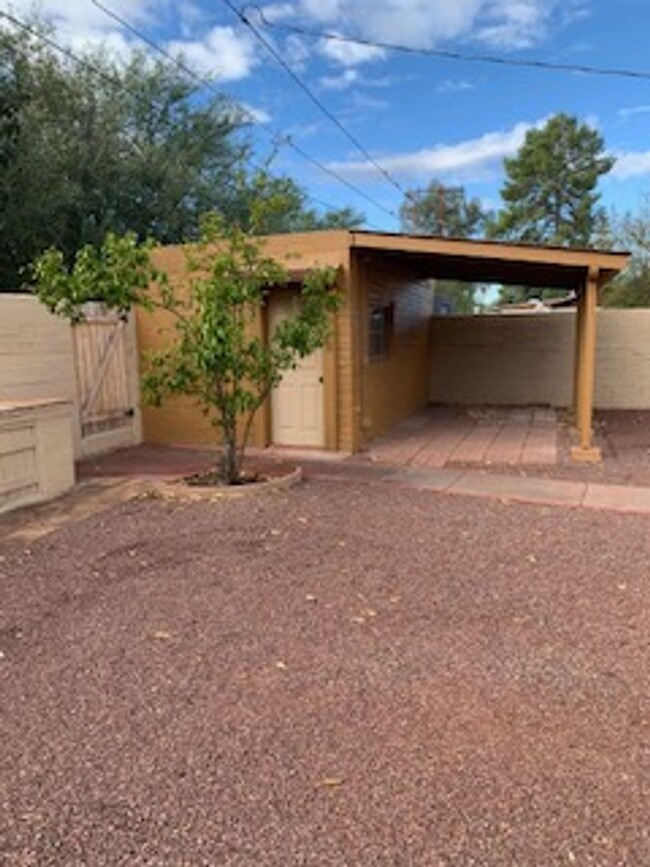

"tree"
[0,23,251,288]
[400,180,487,238]
[231,173,365,235]
[0,20,364,289]
[490,113,614,247]
[31,177,341,484]
[400,180,488,313]
[601,200,650,308]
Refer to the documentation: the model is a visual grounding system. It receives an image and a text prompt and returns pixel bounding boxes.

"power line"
[89,0,398,224]
[0,9,143,111]
[222,0,415,208]
[254,7,650,83]
[0,7,364,228]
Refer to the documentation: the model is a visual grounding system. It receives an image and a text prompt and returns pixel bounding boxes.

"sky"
[3,0,650,232]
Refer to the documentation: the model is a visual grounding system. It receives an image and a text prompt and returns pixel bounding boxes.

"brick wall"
[355,254,433,442]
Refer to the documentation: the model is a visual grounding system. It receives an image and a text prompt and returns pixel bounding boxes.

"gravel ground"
[1,478,650,865]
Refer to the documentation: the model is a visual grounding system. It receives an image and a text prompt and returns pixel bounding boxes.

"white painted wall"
[430,309,650,410]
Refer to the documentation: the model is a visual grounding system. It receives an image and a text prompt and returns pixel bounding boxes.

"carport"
[350,232,630,462]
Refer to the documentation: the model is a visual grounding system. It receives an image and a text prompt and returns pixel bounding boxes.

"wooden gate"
[72,315,134,438]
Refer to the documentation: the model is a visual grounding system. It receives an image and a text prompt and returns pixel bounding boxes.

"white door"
[269,292,325,447]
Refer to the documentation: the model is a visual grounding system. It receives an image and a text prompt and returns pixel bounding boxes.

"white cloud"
[2,1,257,81]
[0,0,156,59]
[327,119,541,181]
[345,92,389,112]
[436,78,475,94]
[299,0,343,23]
[611,152,650,180]
[475,0,556,49]
[259,3,297,24]
[319,68,358,90]
[167,26,257,82]
[2,0,158,43]
[283,33,310,70]
[618,105,650,121]
[319,34,386,66]
[290,0,566,51]
[239,103,272,124]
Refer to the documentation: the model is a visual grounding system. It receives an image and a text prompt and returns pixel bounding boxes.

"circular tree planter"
[150,462,302,501]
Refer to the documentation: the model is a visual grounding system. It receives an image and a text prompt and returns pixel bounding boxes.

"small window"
[368,303,393,361]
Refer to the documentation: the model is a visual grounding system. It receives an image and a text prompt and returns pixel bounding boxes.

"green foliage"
[31,232,160,321]
[0,19,364,289]
[399,180,489,313]
[400,179,488,238]
[601,201,650,308]
[141,183,341,483]
[601,271,650,308]
[230,173,364,234]
[490,113,614,247]
[30,173,342,482]
[0,23,246,288]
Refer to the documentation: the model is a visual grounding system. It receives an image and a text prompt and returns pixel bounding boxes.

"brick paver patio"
[368,405,558,468]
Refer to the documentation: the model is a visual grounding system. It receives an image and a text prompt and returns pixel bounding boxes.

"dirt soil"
[1,478,650,865]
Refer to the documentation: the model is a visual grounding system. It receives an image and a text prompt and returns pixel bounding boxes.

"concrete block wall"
[430,309,650,410]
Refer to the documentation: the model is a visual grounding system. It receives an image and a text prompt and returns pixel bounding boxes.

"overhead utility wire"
[0,9,139,98]
[255,9,650,83]
[0,9,237,171]
[90,0,398,223]
[223,0,416,207]
[0,10,349,221]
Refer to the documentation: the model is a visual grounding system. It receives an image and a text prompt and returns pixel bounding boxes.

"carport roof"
[348,230,630,290]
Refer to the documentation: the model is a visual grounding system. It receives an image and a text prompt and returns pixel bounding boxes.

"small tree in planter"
[141,213,339,483]
[32,191,340,485]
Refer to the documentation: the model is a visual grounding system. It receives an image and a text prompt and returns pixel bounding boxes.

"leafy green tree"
[0,20,364,289]
[0,21,250,288]
[601,201,650,308]
[32,232,160,321]
[490,113,614,247]
[231,173,364,234]
[400,179,488,313]
[31,177,341,484]
[400,179,487,238]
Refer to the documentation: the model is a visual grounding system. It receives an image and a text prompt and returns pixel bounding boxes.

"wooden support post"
[571,267,601,463]
[572,285,585,419]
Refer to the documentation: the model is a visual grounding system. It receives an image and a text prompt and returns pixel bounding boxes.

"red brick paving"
[370,406,557,468]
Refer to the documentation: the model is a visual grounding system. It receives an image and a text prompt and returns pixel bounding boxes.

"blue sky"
[4,0,650,231]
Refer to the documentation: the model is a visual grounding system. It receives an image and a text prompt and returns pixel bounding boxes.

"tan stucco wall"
[0,293,141,458]
[355,254,433,443]
[430,309,650,409]
[141,234,354,450]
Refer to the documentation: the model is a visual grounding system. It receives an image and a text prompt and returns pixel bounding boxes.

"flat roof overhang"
[349,230,630,291]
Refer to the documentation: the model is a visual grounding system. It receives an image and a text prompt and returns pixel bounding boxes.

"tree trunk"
[221,421,240,484]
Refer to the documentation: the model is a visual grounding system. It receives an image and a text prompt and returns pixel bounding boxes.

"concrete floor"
[367,405,558,468]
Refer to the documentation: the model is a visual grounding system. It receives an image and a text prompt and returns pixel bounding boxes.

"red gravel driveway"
[1,479,649,865]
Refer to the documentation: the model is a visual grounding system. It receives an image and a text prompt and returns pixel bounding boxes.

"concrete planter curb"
[149,466,302,501]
